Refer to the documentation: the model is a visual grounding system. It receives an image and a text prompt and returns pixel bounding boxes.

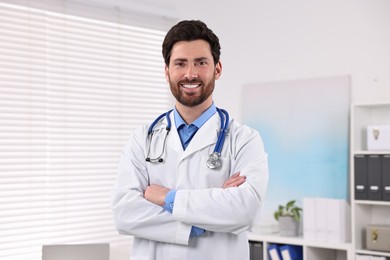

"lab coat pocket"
[198,155,231,188]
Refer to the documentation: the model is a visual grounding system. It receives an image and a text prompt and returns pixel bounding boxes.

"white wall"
[84,1,390,258]
[139,0,390,121]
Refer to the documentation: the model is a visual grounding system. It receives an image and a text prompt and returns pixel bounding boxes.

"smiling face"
[165,39,222,110]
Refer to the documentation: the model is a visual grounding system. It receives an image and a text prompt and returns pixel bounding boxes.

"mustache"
[178,79,203,85]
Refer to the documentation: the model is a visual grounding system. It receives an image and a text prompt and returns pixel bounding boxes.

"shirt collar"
[174,103,217,130]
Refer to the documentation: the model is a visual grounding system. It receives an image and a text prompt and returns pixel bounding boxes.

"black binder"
[368,155,382,201]
[249,241,263,260]
[354,155,368,200]
[382,155,390,201]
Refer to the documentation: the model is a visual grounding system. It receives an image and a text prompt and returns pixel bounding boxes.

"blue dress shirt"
[174,104,217,150]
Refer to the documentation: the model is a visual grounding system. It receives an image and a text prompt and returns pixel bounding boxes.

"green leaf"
[274,199,302,221]
[285,200,295,211]
[291,208,301,221]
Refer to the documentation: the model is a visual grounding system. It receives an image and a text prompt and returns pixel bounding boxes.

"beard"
[168,74,216,107]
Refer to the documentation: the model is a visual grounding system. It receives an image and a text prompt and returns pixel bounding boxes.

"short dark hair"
[162,20,221,66]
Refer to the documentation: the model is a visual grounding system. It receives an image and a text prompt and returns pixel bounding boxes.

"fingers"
[144,184,170,206]
[222,172,246,189]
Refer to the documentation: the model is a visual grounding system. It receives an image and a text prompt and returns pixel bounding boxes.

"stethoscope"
[145,108,229,169]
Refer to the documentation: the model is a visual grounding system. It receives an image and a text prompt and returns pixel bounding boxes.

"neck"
[175,100,213,124]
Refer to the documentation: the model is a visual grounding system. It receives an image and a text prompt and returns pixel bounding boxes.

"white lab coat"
[111,111,269,260]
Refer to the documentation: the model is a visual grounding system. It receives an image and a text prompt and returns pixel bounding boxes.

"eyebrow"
[172,57,210,63]
[172,58,187,63]
[194,57,209,62]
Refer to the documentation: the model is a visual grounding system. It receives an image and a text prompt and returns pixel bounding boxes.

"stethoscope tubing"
[214,108,229,155]
[146,107,229,166]
[148,109,173,135]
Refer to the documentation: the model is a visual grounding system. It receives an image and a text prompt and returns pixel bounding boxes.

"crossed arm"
[144,172,246,206]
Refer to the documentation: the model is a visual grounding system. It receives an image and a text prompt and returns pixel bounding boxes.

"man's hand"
[222,172,246,188]
[145,172,245,205]
[144,184,170,206]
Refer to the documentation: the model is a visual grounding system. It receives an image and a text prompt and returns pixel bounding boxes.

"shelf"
[351,101,390,258]
[355,249,390,257]
[354,200,390,206]
[247,232,352,251]
[351,103,390,151]
[353,150,390,155]
[248,232,304,246]
[353,201,390,251]
[353,102,390,108]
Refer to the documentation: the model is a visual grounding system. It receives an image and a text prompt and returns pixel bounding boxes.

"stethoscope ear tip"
[145,157,163,163]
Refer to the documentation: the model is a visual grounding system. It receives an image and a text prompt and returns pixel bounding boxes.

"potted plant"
[274,200,302,237]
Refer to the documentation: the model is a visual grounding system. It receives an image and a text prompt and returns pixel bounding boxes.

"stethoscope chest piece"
[206,152,222,169]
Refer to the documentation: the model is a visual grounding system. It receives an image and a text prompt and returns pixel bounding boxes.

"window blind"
[0,2,172,259]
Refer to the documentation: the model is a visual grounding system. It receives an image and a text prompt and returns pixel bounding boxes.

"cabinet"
[248,233,352,260]
[351,103,390,259]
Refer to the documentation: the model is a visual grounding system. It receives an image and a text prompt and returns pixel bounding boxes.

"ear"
[215,60,222,80]
[164,64,169,82]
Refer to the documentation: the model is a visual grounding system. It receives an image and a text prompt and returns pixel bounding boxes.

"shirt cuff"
[190,226,205,237]
[162,189,177,213]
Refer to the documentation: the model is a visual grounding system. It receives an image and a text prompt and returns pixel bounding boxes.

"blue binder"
[267,244,282,260]
[279,245,303,260]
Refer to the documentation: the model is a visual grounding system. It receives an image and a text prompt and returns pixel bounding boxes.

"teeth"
[182,84,199,89]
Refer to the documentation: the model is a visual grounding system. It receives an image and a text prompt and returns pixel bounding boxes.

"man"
[111,20,268,260]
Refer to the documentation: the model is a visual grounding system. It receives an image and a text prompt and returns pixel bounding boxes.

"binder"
[382,155,390,201]
[327,199,350,243]
[267,244,282,260]
[303,197,351,243]
[249,241,263,260]
[367,155,382,201]
[279,245,303,260]
[315,198,328,242]
[354,155,368,200]
[303,198,316,240]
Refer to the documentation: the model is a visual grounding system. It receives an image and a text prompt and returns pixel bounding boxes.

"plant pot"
[278,216,299,237]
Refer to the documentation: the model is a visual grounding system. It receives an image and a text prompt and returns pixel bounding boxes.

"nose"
[184,64,198,80]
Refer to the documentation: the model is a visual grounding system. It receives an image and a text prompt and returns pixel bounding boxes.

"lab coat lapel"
[180,113,220,160]
[166,112,184,153]
[151,112,183,154]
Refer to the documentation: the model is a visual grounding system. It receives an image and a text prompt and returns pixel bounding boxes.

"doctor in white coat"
[111,20,269,260]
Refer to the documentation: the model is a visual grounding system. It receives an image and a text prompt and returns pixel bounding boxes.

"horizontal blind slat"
[0,2,168,259]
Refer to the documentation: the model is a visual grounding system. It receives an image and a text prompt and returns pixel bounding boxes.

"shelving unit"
[247,232,352,260]
[351,102,390,259]
[248,102,390,260]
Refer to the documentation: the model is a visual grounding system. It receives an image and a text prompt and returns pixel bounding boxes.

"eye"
[196,60,208,66]
[172,59,186,67]
[174,62,185,67]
